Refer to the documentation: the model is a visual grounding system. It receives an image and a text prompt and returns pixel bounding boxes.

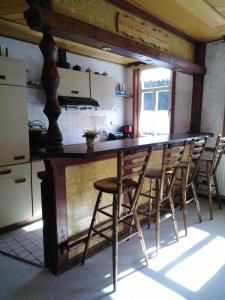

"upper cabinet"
[58,68,90,98]
[0,56,26,86]
[58,68,116,109]
[90,73,115,110]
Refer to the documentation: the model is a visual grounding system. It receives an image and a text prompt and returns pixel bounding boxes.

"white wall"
[174,72,193,134]
[201,40,225,146]
[0,36,132,145]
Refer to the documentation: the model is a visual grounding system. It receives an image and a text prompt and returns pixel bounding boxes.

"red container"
[123,125,132,133]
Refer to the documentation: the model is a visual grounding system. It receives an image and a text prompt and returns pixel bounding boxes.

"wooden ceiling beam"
[24,5,206,75]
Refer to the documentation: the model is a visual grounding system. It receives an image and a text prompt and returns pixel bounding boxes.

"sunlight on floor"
[166,235,225,292]
[22,220,43,232]
[103,271,186,300]
[148,227,209,271]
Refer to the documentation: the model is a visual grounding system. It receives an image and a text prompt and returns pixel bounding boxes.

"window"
[139,67,172,136]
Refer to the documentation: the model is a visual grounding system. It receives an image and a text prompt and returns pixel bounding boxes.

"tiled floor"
[0,220,44,267]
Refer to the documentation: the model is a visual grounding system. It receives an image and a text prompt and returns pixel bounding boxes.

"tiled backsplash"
[0,36,133,145]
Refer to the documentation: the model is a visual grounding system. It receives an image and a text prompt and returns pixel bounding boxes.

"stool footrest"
[98,208,113,219]
[93,228,112,241]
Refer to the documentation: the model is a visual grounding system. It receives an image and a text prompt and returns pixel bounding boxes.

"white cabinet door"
[0,85,30,166]
[0,163,32,228]
[90,73,115,109]
[0,56,26,86]
[32,160,45,218]
[58,68,90,97]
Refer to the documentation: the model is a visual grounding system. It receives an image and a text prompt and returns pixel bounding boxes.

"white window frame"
[139,68,172,137]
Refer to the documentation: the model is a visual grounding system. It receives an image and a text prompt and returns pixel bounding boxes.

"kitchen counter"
[39,133,207,275]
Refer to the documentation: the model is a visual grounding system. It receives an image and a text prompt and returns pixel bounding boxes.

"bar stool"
[140,143,185,254]
[82,147,153,291]
[198,135,225,218]
[176,137,207,235]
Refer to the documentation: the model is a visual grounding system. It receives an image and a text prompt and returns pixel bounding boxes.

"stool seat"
[145,168,161,179]
[94,177,137,194]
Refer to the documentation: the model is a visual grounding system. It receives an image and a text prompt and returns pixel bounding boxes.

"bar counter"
[39,133,203,158]
[39,133,206,275]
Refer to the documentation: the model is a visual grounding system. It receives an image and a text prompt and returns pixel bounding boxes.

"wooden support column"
[133,69,140,137]
[170,71,176,134]
[190,42,206,133]
[40,158,69,274]
[39,29,63,150]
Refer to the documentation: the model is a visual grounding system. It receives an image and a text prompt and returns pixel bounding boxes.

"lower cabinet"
[31,160,45,218]
[0,163,32,228]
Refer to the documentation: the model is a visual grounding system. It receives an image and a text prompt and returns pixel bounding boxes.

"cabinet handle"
[0,169,12,175]
[14,155,25,160]
[0,75,6,80]
[71,90,79,94]
[15,178,26,184]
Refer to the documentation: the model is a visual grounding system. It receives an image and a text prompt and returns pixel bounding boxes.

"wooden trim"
[107,0,197,43]
[133,68,139,137]
[170,71,176,134]
[24,6,206,75]
[190,42,206,133]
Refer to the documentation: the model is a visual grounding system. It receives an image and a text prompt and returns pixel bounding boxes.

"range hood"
[58,96,100,108]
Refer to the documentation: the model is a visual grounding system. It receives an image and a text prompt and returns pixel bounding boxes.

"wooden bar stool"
[176,137,207,235]
[198,135,225,218]
[82,147,153,292]
[140,143,185,254]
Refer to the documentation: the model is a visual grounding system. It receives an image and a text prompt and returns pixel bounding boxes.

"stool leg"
[191,181,202,223]
[112,194,118,292]
[213,174,222,210]
[181,168,188,236]
[82,191,102,265]
[155,179,160,254]
[128,191,135,237]
[169,193,179,242]
[133,209,148,265]
[206,162,213,220]
[148,179,152,229]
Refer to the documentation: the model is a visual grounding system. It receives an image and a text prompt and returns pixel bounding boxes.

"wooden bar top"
[38,133,207,159]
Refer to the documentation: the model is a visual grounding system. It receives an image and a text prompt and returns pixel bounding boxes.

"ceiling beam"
[24,5,206,75]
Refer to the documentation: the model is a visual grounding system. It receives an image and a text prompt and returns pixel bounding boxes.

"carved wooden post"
[39,29,63,150]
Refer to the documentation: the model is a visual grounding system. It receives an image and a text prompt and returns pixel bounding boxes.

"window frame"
[138,68,173,137]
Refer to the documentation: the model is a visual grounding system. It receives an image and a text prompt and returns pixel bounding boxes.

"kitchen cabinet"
[0,84,30,166]
[31,160,45,218]
[58,68,116,109]
[90,73,115,109]
[0,57,32,230]
[58,68,90,98]
[0,56,29,167]
[0,163,32,228]
[0,56,26,86]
